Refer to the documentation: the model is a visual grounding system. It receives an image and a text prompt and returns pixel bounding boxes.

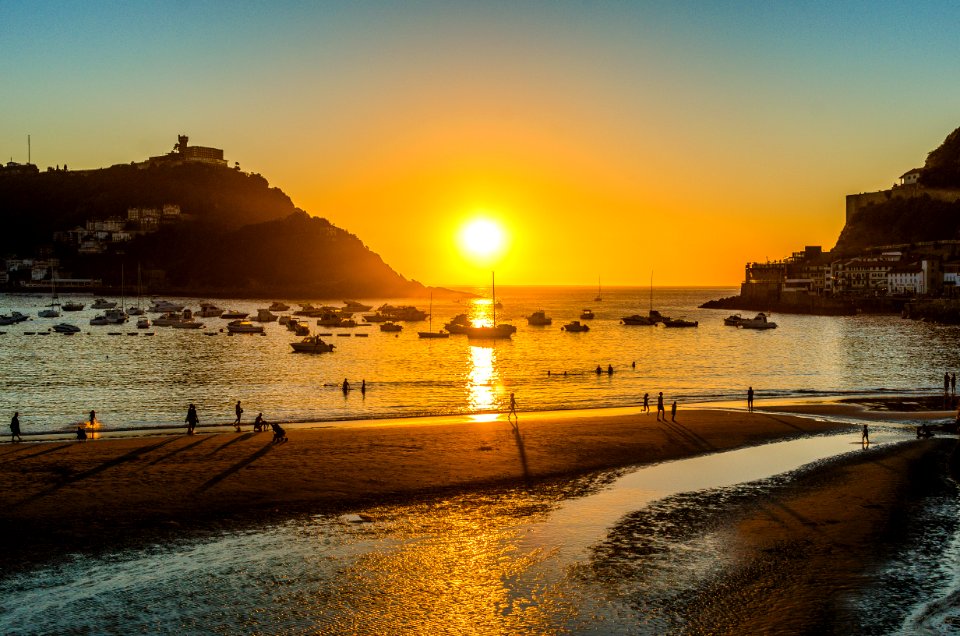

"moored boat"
[561,320,590,332]
[580,308,595,320]
[52,323,81,334]
[723,314,742,326]
[62,301,85,311]
[380,322,403,332]
[268,301,290,312]
[291,335,335,353]
[255,308,278,322]
[662,317,698,328]
[227,320,265,334]
[341,300,372,312]
[220,309,248,320]
[91,298,117,309]
[199,302,224,318]
[622,310,668,326]
[527,310,553,326]
[738,312,778,330]
[443,314,471,334]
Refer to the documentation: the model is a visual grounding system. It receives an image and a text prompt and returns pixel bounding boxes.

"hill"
[834,126,960,254]
[0,162,425,298]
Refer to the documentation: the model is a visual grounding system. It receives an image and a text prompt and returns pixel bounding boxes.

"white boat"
[342,300,372,312]
[527,310,552,326]
[562,320,590,332]
[220,309,248,319]
[464,273,515,340]
[90,308,127,325]
[738,312,778,330]
[290,335,335,353]
[147,300,185,313]
[91,298,117,309]
[52,323,81,334]
[198,302,224,318]
[62,301,85,311]
[227,320,265,334]
[152,312,185,327]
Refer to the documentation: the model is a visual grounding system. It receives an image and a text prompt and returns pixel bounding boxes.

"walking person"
[342,378,350,395]
[234,400,243,432]
[671,400,677,422]
[10,411,22,443]
[945,372,951,395]
[657,392,665,422]
[508,392,518,426]
[861,423,869,446]
[642,393,649,413]
[361,379,366,397]
[747,386,754,413]
[89,410,96,427]
[185,403,199,436]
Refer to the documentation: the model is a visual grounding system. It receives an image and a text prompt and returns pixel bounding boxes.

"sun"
[459,218,505,260]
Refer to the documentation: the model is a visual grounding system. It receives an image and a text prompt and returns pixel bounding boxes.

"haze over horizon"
[3,2,959,287]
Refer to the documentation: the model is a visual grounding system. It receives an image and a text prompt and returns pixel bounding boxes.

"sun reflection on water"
[467,345,500,414]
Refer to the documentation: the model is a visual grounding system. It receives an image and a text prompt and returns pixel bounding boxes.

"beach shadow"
[763,414,811,433]
[660,419,716,451]
[195,441,275,493]
[144,436,212,467]
[759,498,826,535]
[12,437,180,509]
[204,432,256,457]
[5,443,73,462]
[512,425,531,484]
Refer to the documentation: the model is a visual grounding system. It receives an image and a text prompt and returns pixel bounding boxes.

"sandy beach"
[1,402,956,631]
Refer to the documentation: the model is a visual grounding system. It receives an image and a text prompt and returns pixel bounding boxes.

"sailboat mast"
[649,270,653,312]
[121,264,125,311]
[492,271,496,327]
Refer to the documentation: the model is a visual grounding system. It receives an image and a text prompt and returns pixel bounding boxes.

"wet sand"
[1,402,956,631]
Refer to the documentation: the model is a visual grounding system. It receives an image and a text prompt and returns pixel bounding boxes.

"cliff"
[0,162,426,298]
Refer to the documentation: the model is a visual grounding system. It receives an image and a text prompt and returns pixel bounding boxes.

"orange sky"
[3,3,959,286]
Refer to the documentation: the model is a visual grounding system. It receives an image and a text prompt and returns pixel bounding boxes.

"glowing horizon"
[3,3,959,286]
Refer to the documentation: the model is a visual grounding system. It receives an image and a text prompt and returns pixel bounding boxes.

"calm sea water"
[3,285,960,436]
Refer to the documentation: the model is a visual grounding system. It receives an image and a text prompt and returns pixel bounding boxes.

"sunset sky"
[3,2,960,287]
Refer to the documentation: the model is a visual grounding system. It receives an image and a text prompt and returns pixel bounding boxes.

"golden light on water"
[467,345,500,415]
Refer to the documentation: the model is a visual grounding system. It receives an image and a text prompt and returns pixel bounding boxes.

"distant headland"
[702,125,960,323]
[0,135,442,299]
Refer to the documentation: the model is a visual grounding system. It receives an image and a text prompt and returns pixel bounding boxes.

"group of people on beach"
[222,401,286,442]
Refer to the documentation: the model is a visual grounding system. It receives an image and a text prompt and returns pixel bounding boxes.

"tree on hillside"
[921,125,960,188]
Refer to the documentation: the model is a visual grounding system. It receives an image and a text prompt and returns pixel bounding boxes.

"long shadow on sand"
[195,441,275,493]
[659,419,716,451]
[204,432,257,457]
[4,443,74,463]
[12,437,180,509]
[511,423,531,484]
[144,436,212,467]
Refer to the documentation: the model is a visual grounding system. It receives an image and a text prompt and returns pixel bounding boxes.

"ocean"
[2,285,959,437]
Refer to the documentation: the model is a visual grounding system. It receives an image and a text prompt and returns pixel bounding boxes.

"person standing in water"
[10,412,22,443]
[861,423,869,446]
[642,393,649,413]
[342,378,350,395]
[747,386,754,412]
[234,401,244,432]
[361,379,366,397]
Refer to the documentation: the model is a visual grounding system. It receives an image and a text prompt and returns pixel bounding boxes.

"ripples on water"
[5,431,955,634]
[4,286,960,435]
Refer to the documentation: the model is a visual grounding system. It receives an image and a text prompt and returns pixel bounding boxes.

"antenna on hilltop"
[27,135,31,165]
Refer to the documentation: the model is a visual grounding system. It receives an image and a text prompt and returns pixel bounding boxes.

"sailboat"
[621,271,668,325]
[594,277,603,302]
[127,264,145,316]
[464,272,515,339]
[38,272,61,318]
[418,292,449,339]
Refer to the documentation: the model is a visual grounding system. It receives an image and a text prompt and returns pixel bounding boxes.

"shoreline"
[10,391,957,443]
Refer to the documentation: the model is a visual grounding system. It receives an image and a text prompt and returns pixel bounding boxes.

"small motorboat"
[380,322,403,332]
[562,320,590,332]
[255,308,278,322]
[268,301,290,312]
[443,314,471,334]
[227,320,265,334]
[662,317,699,328]
[220,310,249,320]
[580,309,595,320]
[527,310,553,326]
[723,314,742,327]
[341,300,372,312]
[91,298,117,309]
[738,313,777,330]
[147,300,184,313]
[136,317,150,329]
[622,310,668,326]
[198,302,224,318]
[464,324,515,339]
[52,323,81,334]
[0,311,29,325]
[291,335,335,353]
[62,301,85,311]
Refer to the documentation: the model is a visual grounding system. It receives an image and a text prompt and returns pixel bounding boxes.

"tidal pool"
[1,427,955,635]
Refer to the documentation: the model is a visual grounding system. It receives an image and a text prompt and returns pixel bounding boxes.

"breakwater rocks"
[699,294,859,316]
[903,299,960,324]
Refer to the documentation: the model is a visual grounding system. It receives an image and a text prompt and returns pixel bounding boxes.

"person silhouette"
[607,364,614,376]
[10,412,22,443]
[657,392,665,422]
[185,404,199,435]
[671,400,677,422]
[508,392,518,425]
[861,423,869,446]
[234,401,243,431]
[342,378,350,394]
[361,379,366,397]
[747,386,754,412]
[643,393,649,413]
